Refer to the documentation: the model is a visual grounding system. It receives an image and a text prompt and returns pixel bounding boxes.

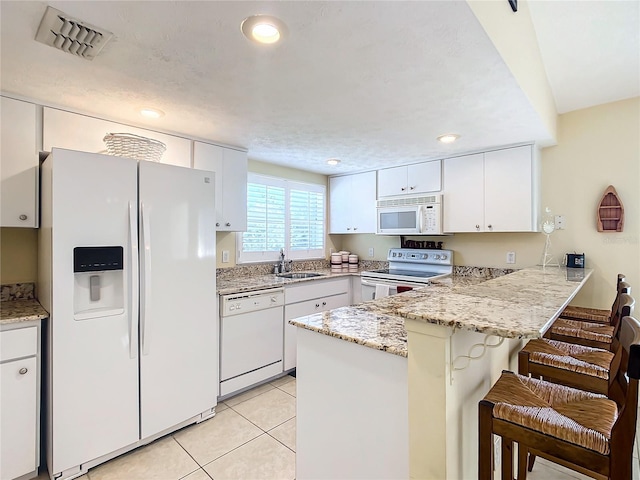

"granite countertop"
[217,267,364,295]
[290,267,593,357]
[1,299,49,325]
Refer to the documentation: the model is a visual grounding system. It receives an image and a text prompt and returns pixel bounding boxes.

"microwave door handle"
[418,206,425,233]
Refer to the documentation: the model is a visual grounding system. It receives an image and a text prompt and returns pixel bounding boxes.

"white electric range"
[361,248,453,300]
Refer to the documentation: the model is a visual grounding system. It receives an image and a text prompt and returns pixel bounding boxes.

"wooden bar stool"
[557,273,625,324]
[547,280,631,350]
[519,294,634,396]
[479,315,640,480]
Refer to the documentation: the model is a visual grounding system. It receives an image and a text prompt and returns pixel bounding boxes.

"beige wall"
[1,227,38,283]
[542,98,639,308]
[3,99,638,308]
[344,97,639,309]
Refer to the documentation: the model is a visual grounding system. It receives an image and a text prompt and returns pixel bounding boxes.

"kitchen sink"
[277,272,325,279]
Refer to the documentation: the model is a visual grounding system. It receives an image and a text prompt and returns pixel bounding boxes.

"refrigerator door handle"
[128,202,139,359]
[141,201,152,355]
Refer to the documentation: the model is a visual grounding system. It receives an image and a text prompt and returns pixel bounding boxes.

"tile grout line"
[265,430,296,455]
[227,401,296,435]
[171,435,212,479]
[198,432,274,471]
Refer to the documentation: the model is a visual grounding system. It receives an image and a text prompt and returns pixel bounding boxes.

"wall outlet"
[222,250,230,263]
[555,215,566,230]
[506,251,516,264]
[368,247,375,257]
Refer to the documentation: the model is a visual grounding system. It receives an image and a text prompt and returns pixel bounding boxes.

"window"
[237,173,325,263]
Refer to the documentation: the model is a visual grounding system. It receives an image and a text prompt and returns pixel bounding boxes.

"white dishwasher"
[219,288,285,397]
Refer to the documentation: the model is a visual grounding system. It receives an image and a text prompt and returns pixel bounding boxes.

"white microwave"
[376,194,443,235]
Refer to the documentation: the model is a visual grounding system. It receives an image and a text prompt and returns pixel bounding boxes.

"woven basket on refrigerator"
[103,133,167,162]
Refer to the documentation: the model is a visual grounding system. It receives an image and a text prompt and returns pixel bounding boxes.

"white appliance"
[376,194,443,235]
[361,248,453,300]
[38,148,218,480]
[219,288,285,397]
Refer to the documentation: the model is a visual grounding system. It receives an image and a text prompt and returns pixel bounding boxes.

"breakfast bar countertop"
[0,299,49,325]
[289,267,593,357]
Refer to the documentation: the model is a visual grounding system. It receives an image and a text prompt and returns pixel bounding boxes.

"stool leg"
[517,443,527,480]
[502,437,514,480]
[479,400,494,480]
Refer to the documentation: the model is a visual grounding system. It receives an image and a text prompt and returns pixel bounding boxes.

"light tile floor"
[37,375,297,480]
[35,374,640,479]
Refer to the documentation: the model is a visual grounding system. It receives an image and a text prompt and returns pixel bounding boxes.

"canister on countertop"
[331,252,342,265]
[348,254,359,264]
[340,251,350,263]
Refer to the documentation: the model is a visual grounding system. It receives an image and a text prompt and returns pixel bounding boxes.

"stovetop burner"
[365,268,443,279]
[361,248,454,285]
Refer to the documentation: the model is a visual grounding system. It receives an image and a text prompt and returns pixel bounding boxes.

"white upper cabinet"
[442,153,484,233]
[377,160,441,198]
[193,141,247,232]
[1,96,39,227]
[43,108,191,167]
[329,171,377,234]
[443,145,539,233]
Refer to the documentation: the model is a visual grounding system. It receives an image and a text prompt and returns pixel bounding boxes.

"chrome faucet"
[279,248,288,273]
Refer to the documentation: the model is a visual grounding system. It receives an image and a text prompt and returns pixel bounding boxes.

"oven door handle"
[361,279,400,288]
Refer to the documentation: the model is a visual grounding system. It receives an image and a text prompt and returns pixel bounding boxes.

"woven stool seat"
[484,372,617,455]
[550,318,615,344]
[480,315,640,480]
[561,305,610,323]
[522,338,615,379]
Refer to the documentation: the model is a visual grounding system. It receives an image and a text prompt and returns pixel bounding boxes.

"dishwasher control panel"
[220,289,285,316]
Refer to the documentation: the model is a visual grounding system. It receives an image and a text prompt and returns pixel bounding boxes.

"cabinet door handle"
[347,227,351,231]
[409,186,415,190]
[19,367,28,375]
[401,187,406,191]
[19,214,28,221]
[225,222,231,227]
[216,222,220,227]
[487,224,493,230]
[353,227,357,231]
[315,303,320,308]
[322,301,327,306]
[475,225,480,230]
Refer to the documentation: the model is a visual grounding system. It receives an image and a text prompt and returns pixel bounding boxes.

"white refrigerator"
[38,148,218,480]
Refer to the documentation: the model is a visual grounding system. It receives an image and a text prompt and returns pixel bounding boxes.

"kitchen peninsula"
[291,266,593,480]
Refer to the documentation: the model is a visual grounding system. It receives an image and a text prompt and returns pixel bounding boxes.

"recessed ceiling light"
[327,158,341,166]
[437,133,460,144]
[139,107,164,119]
[241,15,288,45]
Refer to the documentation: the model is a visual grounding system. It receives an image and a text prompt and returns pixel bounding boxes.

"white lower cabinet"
[0,323,40,480]
[284,278,350,370]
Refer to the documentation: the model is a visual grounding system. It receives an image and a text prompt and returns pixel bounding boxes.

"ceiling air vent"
[35,6,113,60]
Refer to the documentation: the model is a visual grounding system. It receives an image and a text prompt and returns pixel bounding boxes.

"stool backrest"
[611,274,626,311]
[612,290,634,332]
[611,316,640,462]
[611,280,631,320]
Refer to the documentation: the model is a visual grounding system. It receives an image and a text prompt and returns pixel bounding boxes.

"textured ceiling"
[0,1,635,175]
[528,0,640,114]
